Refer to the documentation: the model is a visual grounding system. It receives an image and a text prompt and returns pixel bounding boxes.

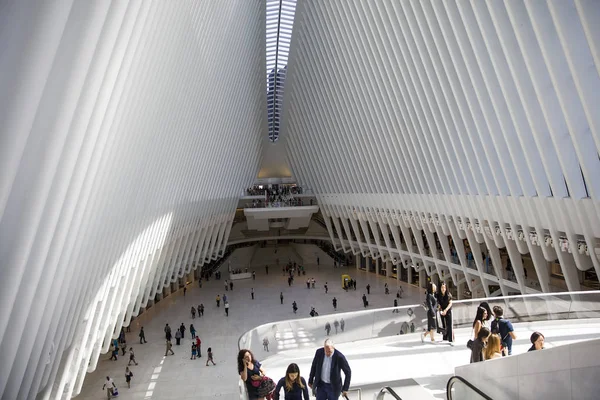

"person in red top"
[196,336,202,357]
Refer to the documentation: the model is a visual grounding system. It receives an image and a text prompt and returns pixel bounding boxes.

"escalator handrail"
[375,386,402,400]
[446,375,492,400]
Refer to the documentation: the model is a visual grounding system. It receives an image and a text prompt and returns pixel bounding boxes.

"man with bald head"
[308,339,351,399]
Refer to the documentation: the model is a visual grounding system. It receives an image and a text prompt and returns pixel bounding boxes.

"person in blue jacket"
[274,363,309,400]
[308,339,351,400]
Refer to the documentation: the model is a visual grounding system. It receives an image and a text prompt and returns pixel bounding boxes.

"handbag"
[436,312,446,335]
[466,327,475,349]
[256,376,276,397]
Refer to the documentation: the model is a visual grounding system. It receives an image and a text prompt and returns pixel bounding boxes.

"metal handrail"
[446,376,492,400]
[346,387,362,400]
[374,386,402,400]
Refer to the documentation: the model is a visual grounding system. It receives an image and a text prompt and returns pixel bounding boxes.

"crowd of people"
[98,255,552,400]
[102,327,142,398]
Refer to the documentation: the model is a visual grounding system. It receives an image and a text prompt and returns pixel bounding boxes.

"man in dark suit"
[309,339,351,399]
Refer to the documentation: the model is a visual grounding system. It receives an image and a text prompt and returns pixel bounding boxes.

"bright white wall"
[0,1,265,399]
[455,338,600,399]
[283,0,600,297]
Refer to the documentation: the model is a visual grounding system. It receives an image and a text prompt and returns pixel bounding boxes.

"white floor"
[76,248,600,400]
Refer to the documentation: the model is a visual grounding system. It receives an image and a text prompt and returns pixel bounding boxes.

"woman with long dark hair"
[274,363,309,400]
[238,349,274,400]
[436,282,454,345]
[421,282,438,343]
[472,306,488,339]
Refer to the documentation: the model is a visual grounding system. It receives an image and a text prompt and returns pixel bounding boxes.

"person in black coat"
[421,282,438,343]
[308,339,351,400]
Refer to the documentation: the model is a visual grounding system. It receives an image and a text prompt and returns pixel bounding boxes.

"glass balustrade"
[238,291,600,355]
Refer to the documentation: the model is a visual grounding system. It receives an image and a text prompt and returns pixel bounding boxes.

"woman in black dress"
[238,349,274,400]
[422,282,438,343]
[436,282,454,345]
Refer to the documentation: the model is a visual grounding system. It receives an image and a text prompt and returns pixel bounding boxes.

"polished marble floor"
[77,246,599,400]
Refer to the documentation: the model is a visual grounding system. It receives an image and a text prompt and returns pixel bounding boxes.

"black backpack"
[490,317,501,335]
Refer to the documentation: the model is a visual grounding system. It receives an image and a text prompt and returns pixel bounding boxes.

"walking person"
[253,271,256,280]
[109,344,118,361]
[190,324,196,339]
[164,323,171,340]
[324,282,328,294]
[225,301,230,316]
[392,298,399,313]
[102,376,117,399]
[325,322,331,336]
[183,286,187,297]
[128,347,138,365]
[199,303,204,316]
[340,318,345,332]
[191,342,197,360]
[421,282,438,343]
[230,281,234,291]
[125,367,133,388]
[274,363,310,400]
[196,336,202,357]
[333,320,339,334]
[206,347,216,365]
[191,306,196,319]
[216,295,221,307]
[263,337,270,352]
[120,335,127,356]
[179,323,186,339]
[280,292,284,304]
[384,283,389,295]
[332,297,337,310]
[437,282,454,345]
[175,329,182,345]
[308,339,351,400]
[251,288,255,300]
[265,265,269,274]
[366,284,371,295]
[139,327,147,344]
[292,301,298,314]
[225,280,229,291]
[362,294,368,308]
[165,339,174,356]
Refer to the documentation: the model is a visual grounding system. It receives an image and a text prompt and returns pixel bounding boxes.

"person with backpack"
[491,306,516,355]
[292,301,298,314]
[125,367,133,388]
